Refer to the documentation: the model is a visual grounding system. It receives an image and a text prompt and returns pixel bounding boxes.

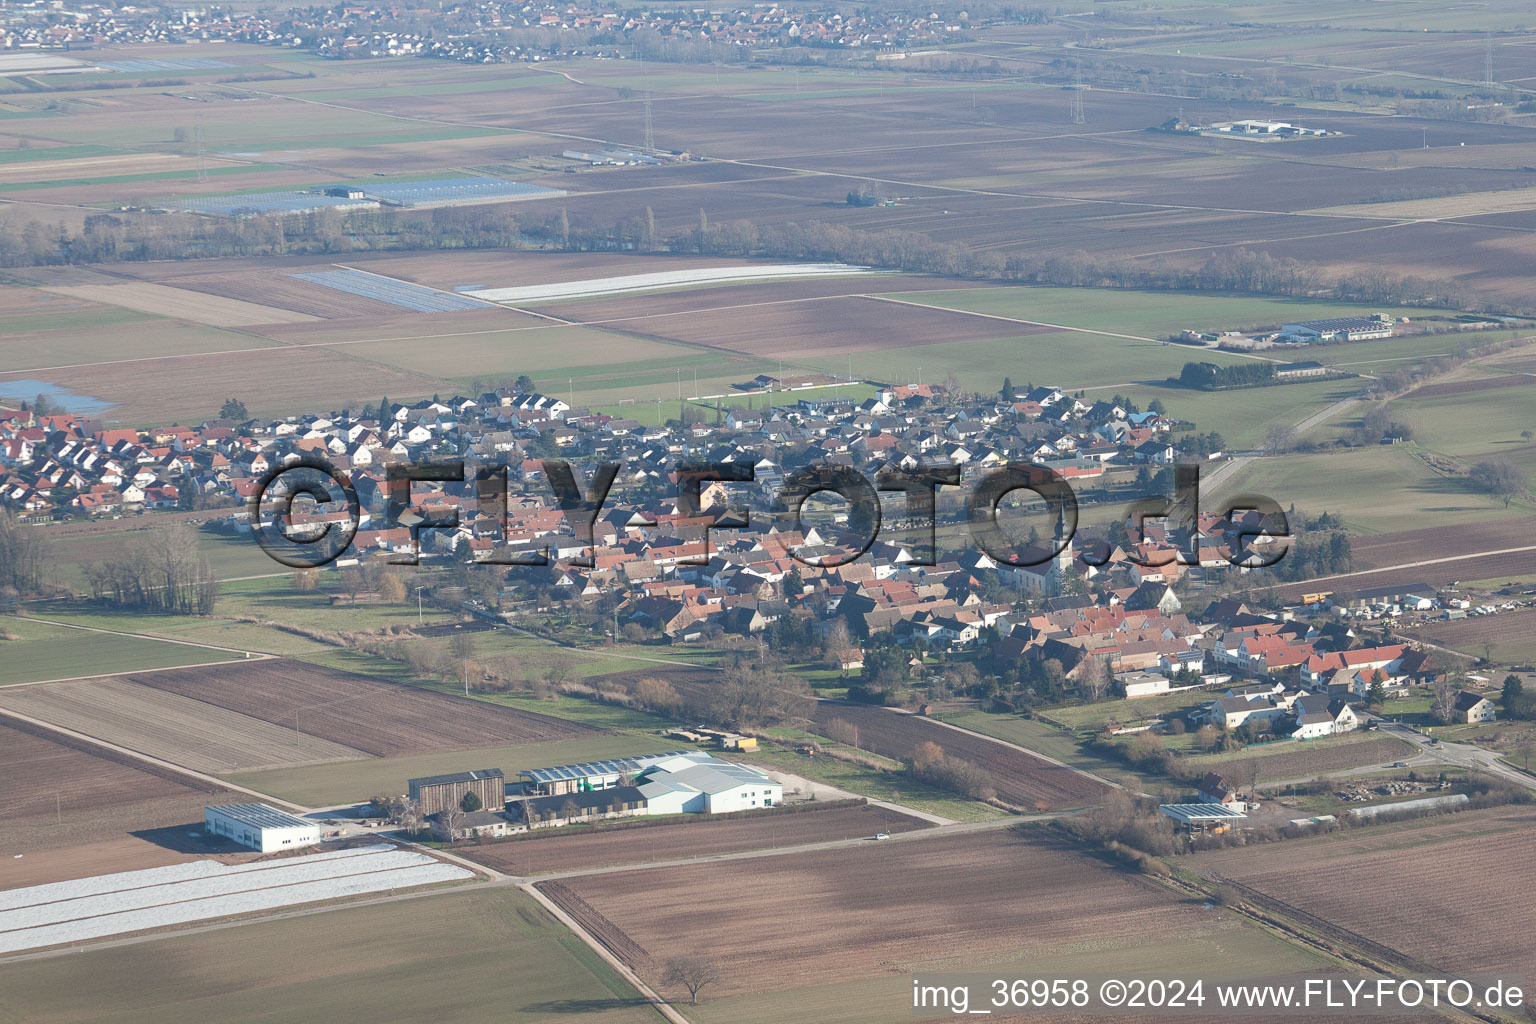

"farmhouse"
[204,803,321,853]
[408,768,506,816]
[1453,691,1497,724]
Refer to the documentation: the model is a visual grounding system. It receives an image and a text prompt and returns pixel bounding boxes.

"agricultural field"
[810,701,1113,809]
[0,616,238,685]
[465,801,931,876]
[1208,446,1528,536]
[0,887,657,1024]
[1407,608,1536,664]
[43,282,318,327]
[1179,732,1416,785]
[126,659,599,757]
[1183,805,1536,975]
[0,676,368,774]
[0,719,229,856]
[549,829,1332,1024]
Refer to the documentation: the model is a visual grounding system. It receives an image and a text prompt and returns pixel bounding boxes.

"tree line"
[81,525,219,615]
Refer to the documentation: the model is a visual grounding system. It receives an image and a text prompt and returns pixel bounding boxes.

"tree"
[632,676,681,714]
[515,374,536,393]
[219,398,248,421]
[460,789,483,813]
[1366,677,1388,708]
[911,740,945,771]
[437,803,465,839]
[663,956,722,1005]
[1000,376,1014,400]
[1264,423,1297,453]
[1078,655,1109,701]
[378,573,407,603]
[292,567,318,592]
[1431,680,1457,725]
[1470,458,1526,507]
[0,507,49,594]
[1194,725,1221,752]
[448,630,477,662]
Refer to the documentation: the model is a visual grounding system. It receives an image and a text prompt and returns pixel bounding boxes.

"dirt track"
[465,802,930,876]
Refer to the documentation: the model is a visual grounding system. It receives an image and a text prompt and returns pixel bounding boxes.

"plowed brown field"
[1185,805,1536,974]
[466,801,929,875]
[812,701,1112,809]
[126,659,598,756]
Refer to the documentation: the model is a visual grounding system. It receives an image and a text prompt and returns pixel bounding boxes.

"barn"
[409,768,506,816]
[204,803,322,853]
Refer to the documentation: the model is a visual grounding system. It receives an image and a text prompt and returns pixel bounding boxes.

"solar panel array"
[522,751,693,784]
[289,268,494,313]
[176,192,374,216]
[366,176,565,208]
[97,57,233,72]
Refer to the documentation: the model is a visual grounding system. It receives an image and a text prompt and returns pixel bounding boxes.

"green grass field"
[0,888,655,1024]
[0,615,240,685]
[226,733,681,807]
[1208,446,1527,534]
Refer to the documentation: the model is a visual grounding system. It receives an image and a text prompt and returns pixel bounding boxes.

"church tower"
[1048,503,1073,597]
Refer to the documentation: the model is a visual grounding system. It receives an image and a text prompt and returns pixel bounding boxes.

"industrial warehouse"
[409,751,784,840]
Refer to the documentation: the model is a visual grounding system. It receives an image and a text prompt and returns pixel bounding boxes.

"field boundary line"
[0,705,310,812]
[520,880,690,1024]
[0,657,261,690]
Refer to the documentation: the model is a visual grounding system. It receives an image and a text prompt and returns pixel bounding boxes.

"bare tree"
[1431,680,1457,725]
[437,803,466,840]
[663,955,722,1005]
[1078,655,1110,701]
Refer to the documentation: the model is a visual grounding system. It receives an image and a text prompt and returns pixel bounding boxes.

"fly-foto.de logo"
[247,457,1289,571]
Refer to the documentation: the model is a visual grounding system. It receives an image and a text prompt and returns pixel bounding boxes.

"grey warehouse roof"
[207,803,317,831]
[1159,803,1248,824]
[521,751,693,785]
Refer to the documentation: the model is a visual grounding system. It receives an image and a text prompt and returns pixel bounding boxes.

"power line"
[194,111,208,183]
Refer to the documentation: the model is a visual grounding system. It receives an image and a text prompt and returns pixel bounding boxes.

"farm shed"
[521,751,693,796]
[204,803,321,853]
[1159,803,1248,832]
[409,768,506,816]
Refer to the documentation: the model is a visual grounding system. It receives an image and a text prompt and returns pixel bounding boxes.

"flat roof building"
[205,803,322,853]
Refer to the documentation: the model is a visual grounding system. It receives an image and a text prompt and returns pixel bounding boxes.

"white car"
[871,832,890,841]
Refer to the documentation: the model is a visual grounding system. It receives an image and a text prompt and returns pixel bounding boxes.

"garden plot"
[0,844,471,953]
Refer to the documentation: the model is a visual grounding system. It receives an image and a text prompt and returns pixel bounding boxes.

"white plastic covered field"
[0,845,472,953]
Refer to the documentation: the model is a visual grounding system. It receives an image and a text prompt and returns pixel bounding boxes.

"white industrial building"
[205,803,322,853]
[635,753,783,814]
[519,751,782,822]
